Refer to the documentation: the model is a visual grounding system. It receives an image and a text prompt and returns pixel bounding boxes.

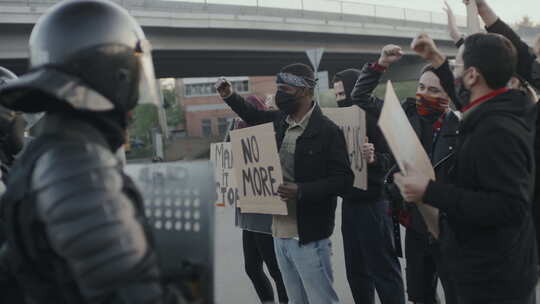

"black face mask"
[337,98,353,108]
[455,76,472,108]
[275,90,301,115]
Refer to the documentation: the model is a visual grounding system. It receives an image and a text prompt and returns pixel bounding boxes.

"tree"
[162,86,184,128]
[129,103,159,146]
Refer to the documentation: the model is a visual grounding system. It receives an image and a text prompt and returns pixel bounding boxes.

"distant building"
[176,76,276,137]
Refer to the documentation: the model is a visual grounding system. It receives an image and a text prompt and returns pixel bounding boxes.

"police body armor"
[0,115,179,304]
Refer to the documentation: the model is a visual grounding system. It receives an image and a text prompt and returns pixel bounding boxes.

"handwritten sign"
[378,81,440,238]
[230,123,287,215]
[323,107,367,190]
[210,142,239,207]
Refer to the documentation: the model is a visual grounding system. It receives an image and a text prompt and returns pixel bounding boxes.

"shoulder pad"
[32,142,119,191]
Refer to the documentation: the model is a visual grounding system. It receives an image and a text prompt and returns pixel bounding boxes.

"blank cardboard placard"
[210,142,239,208]
[378,81,440,238]
[323,107,368,190]
[230,123,287,215]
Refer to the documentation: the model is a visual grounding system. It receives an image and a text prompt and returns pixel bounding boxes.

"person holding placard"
[394,33,537,304]
[350,38,461,303]
[216,63,353,304]
[224,95,289,304]
[333,69,405,304]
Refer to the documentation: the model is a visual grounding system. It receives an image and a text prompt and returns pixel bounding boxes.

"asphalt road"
[214,199,408,304]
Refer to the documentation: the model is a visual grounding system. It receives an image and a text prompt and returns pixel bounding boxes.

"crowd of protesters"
[217,0,540,303]
[0,0,539,303]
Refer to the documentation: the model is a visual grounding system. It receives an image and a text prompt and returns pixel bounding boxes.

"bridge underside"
[0,24,447,81]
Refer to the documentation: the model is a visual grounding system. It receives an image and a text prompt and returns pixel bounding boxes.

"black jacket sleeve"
[351,63,394,173]
[223,93,279,126]
[486,18,537,85]
[432,59,462,111]
[350,63,385,110]
[423,124,530,228]
[298,126,354,203]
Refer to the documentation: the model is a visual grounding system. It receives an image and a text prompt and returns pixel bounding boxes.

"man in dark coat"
[216,63,353,304]
[395,33,538,304]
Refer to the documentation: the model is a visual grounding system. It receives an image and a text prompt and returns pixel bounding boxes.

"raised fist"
[411,33,442,62]
[378,44,404,68]
[215,77,232,99]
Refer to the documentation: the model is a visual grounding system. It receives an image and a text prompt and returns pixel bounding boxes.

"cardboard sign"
[230,123,287,215]
[467,0,483,34]
[323,107,368,190]
[378,81,440,238]
[210,142,239,207]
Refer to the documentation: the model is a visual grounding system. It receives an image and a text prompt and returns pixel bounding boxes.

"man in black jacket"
[216,63,353,304]
[395,33,538,304]
[333,69,405,304]
[351,38,460,304]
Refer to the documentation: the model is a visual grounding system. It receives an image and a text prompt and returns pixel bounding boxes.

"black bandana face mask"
[275,90,301,115]
[454,73,472,108]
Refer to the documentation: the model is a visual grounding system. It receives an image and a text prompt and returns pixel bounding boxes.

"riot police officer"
[0,1,182,303]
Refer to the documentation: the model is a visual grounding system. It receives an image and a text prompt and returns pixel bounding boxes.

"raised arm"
[216,78,279,126]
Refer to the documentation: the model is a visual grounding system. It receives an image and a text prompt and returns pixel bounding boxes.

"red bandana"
[416,94,450,117]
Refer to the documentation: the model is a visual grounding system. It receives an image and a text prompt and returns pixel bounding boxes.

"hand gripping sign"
[229,123,288,215]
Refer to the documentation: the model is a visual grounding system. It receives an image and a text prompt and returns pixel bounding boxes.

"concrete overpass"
[0,0,538,81]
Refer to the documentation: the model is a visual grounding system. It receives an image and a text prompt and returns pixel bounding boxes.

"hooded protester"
[217,63,353,304]
[333,69,405,304]
[395,32,538,304]
[0,1,184,303]
[224,95,289,304]
[351,37,460,304]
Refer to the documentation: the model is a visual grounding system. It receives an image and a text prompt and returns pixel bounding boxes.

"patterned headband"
[276,72,317,89]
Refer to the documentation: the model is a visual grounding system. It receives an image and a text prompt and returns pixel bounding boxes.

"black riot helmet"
[0,0,158,115]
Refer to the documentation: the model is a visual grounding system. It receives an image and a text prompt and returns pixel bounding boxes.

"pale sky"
[342,0,539,24]
[168,0,540,24]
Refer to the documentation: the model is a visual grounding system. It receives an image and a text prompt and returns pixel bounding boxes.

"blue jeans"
[273,238,340,304]
[342,200,405,304]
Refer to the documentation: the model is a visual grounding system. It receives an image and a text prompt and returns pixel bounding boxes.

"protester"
[394,32,538,304]
[0,1,183,303]
[0,66,25,304]
[0,67,24,189]
[333,69,405,304]
[217,63,354,304]
[225,95,288,304]
[351,39,460,303]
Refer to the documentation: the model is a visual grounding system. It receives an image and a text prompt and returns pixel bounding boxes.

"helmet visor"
[136,39,159,107]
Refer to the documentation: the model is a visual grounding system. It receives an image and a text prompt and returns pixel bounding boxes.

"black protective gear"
[0,114,181,304]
